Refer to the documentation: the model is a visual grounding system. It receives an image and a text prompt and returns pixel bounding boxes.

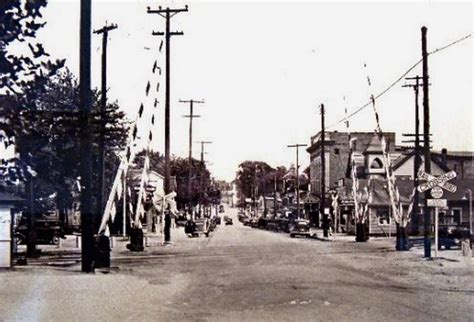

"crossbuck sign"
[417,170,457,193]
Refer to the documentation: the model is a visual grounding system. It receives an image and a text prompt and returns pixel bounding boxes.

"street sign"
[427,199,447,208]
[431,186,443,199]
[418,170,457,193]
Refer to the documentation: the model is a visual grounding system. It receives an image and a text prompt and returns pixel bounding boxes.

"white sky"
[36,0,473,181]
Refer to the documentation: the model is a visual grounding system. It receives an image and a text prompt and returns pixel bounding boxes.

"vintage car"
[438,224,470,250]
[224,216,233,225]
[185,219,210,237]
[15,216,63,245]
[289,219,314,238]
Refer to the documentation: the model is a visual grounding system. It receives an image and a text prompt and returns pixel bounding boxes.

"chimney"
[441,148,447,166]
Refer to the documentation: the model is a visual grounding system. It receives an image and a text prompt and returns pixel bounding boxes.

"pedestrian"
[164,204,171,242]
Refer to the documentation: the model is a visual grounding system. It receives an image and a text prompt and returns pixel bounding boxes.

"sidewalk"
[13,226,191,268]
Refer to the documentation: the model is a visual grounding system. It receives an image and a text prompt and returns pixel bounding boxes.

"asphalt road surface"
[1,206,473,321]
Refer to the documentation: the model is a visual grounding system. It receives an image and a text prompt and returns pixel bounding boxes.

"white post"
[435,206,439,258]
[123,174,127,238]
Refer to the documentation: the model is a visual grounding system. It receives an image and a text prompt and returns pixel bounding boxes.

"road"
[1,206,473,321]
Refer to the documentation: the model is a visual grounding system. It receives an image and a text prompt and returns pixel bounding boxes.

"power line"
[326,32,472,130]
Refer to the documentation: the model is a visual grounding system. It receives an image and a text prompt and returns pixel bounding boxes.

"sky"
[35,0,473,181]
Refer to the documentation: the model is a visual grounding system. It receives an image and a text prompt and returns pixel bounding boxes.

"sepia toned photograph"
[0,0,472,321]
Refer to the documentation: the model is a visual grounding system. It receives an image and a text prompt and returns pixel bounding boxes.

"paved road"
[1,206,473,321]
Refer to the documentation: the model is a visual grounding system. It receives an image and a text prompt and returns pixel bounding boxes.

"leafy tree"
[131,151,212,209]
[0,68,128,224]
[235,161,275,199]
[0,0,65,95]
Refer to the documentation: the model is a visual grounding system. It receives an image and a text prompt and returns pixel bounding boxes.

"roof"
[365,135,383,153]
[0,191,23,203]
[391,150,451,172]
[432,151,473,158]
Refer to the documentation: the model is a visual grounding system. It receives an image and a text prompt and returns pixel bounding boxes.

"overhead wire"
[325,33,472,130]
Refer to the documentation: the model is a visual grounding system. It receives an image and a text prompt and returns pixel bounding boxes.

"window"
[439,211,450,224]
[452,208,462,225]
[370,158,384,169]
[377,207,390,225]
[334,148,340,155]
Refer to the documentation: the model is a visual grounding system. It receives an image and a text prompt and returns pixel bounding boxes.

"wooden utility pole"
[287,144,307,219]
[79,0,94,272]
[148,5,188,194]
[196,140,212,216]
[180,99,204,213]
[422,26,432,258]
[273,175,277,217]
[148,5,188,243]
[320,104,328,237]
[402,75,425,236]
[93,22,117,218]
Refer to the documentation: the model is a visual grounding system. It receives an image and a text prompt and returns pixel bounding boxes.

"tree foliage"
[131,151,214,209]
[0,0,65,95]
[235,161,288,200]
[0,68,128,216]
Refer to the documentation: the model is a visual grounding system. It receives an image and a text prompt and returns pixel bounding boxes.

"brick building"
[306,131,399,197]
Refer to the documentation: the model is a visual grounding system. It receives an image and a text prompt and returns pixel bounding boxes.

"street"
[1,206,473,322]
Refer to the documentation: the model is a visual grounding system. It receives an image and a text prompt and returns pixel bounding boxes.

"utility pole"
[148,5,188,243]
[402,75,426,236]
[148,5,188,194]
[273,174,277,217]
[180,99,204,214]
[287,143,307,219]
[26,178,36,257]
[320,103,328,237]
[79,0,94,272]
[196,140,212,216]
[421,26,432,258]
[93,22,117,219]
[197,140,212,163]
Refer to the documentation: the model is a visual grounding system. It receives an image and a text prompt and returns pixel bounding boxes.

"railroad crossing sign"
[417,170,457,194]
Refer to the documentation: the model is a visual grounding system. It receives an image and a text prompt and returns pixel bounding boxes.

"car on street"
[438,224,470,249]
[185,218,210,237]
[224,216,233,225]
[289,219,314,238]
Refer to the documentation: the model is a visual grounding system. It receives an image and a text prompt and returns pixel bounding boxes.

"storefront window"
[377,207,390,225]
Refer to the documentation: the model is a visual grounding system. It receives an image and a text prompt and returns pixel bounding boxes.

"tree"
[235,161,275,200]
[131,151,212,210]
[0,0,65,95]
[0,68,128,226]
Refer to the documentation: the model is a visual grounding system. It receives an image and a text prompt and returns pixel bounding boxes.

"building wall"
[308,131,397,196]
[368,206,397,235]
[446,159,474,180]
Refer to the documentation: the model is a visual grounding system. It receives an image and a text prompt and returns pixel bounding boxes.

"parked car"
[438,224,470,250]
[185,219,210,237]
[249,218,259,228]
[15,217,63,245]
[289,219,314,238]
[275,217,290,233]
[265,218,279,231]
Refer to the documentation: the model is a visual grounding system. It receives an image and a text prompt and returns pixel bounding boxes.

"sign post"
[434,207,439,258]
[418,170,457,259]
